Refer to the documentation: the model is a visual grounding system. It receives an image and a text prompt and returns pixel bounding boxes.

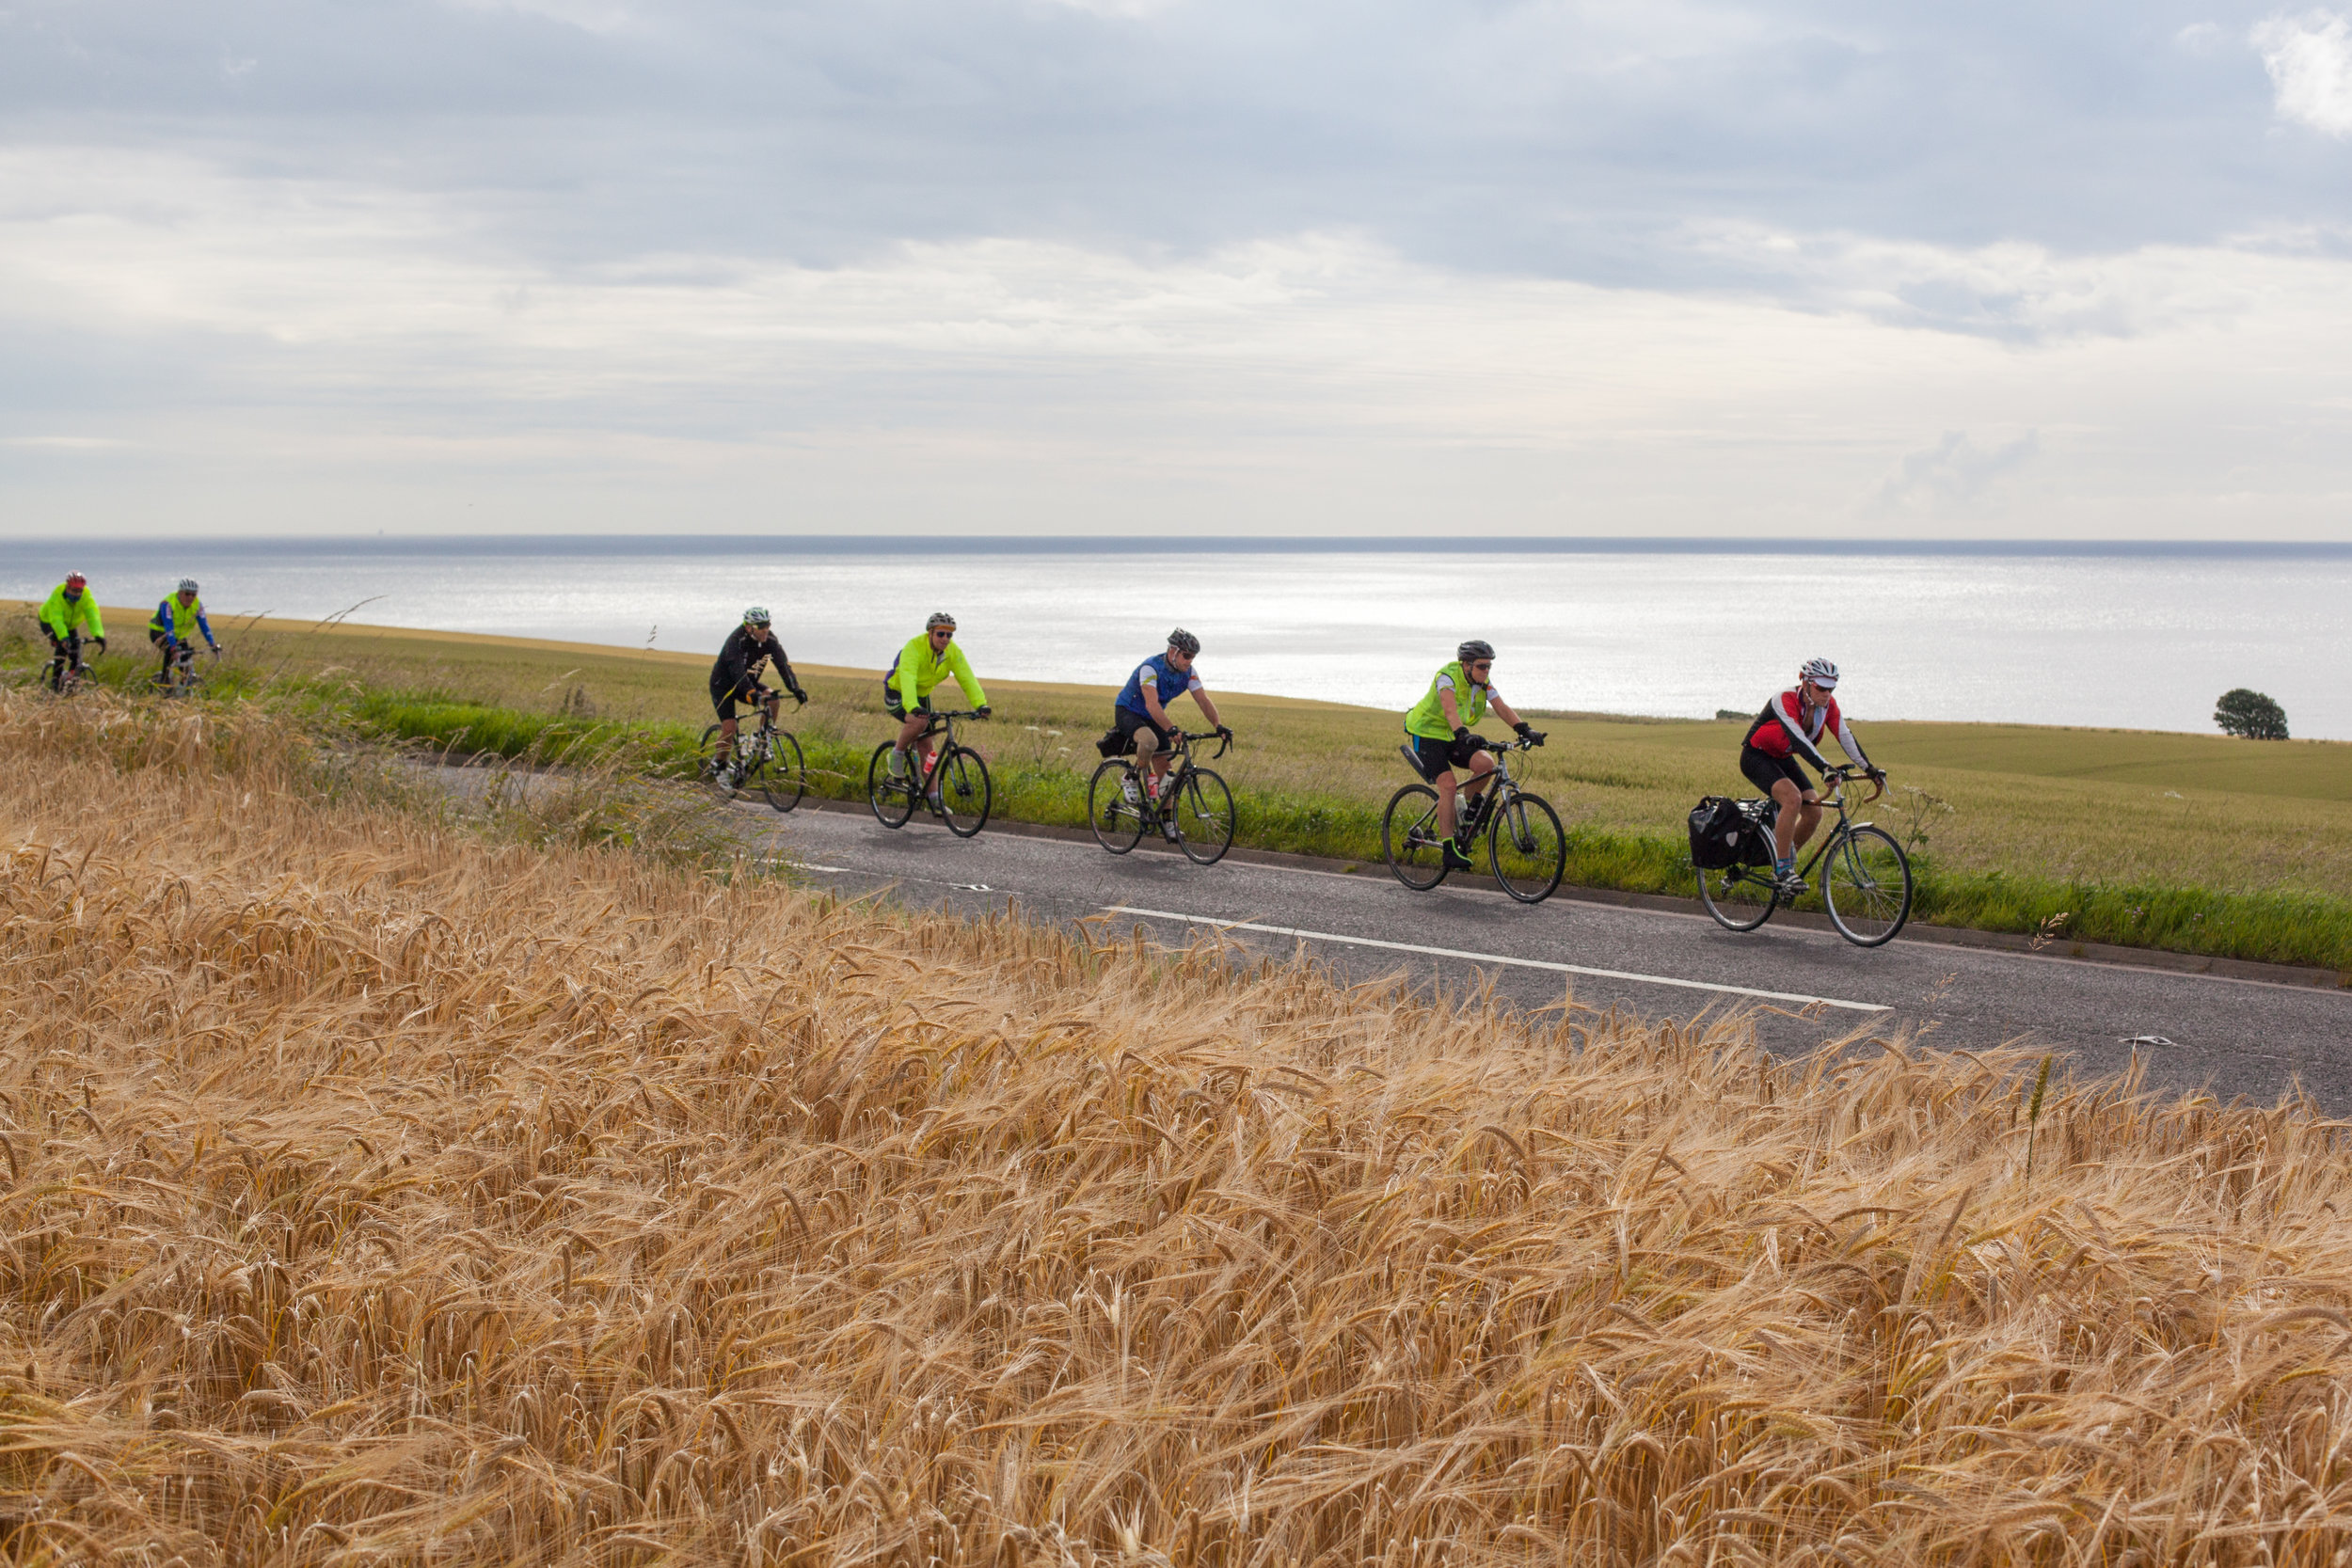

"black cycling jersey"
[709,625,799,700]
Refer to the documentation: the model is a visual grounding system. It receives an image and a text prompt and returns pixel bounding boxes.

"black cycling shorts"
[1405,732,1485,784]
[1740,746,1814,797]
[881,679,933,722]
[710,677,768,721]
[1116,706,1171,753]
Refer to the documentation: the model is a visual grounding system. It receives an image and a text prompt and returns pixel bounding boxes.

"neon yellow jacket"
[1405,660,1499,740]
[39,583,103,641]
[887,633,986,709]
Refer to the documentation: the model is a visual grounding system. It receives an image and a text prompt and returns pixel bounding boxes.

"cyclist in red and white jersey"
[1740,657,1885,895]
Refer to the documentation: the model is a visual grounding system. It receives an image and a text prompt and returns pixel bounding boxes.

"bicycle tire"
[1697,861,1780,932]
[937,745,993,838]
[1381,784,1450,891]
[866,742,916,829]
[697,724,737,800]
[1823,824,1913,946]
[760,731,805,813]
[1176,768,1236,866]
[1089,759,1145,854]
[1488,790,1565,904]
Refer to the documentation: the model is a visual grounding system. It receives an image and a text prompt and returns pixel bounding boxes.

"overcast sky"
[5,0,2351,538]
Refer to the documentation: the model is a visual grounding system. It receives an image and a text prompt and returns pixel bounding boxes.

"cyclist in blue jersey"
[148,579,219,686]
[1115,629,1231,837]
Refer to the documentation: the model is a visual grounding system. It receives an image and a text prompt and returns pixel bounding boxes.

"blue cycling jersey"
[1117,653,1202,716]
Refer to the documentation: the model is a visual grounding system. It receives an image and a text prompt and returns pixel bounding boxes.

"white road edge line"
[1103,906,1891,1013]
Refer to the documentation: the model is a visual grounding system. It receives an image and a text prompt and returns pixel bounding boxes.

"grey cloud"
[1,0,2342,291]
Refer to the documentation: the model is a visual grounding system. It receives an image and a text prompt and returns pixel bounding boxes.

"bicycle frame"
[1786,767,1880,880]
[1136,729,1231,817]
[902,709,980,791]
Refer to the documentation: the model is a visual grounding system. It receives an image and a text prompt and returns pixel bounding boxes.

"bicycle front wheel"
[937,745,993,837]
[1489,791,1565,904]
[760,731,806,813]
[1824,825,1913,946]
[1698,862,1779,932]
[866,742,915,829]
[1176,768,1235,866]
[1381,784,1450,891]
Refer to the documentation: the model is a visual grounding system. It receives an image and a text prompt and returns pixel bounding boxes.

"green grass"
[13,605,2352,974]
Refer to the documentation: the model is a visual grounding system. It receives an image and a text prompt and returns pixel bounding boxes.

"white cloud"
[1873,431,2042,515]
[2253,10,2352,136]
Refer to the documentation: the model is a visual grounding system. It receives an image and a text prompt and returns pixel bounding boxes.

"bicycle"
[1087,729,1236,866]
[41,629,90,696]
[1695,764,1913,946]
[151,641,219,699]
[866,709,992,837]
[699,690,806,813]
[1380,735,1565,903]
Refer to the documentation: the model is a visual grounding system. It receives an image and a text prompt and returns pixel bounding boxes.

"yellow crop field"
[8,687,2352,1561]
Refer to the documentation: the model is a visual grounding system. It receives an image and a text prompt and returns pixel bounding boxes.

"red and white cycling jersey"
[1744,689,1870,772]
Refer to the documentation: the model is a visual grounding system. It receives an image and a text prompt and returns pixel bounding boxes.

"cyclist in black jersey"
[707,608,806,784]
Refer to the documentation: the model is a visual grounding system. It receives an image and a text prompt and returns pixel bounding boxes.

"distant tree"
[2215,688,2289,740]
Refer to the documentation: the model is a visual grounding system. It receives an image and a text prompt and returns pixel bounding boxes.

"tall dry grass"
[6,690,2352,1565]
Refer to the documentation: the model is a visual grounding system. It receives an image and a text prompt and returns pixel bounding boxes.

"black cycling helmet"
[1457,639,1496,663]
[1168,627,1200,657]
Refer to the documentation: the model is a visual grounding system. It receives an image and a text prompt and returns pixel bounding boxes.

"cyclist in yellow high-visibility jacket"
[882,611,991,799]
[38,573,106,690]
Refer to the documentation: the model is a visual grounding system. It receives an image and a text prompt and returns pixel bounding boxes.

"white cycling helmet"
[1799,657,1839,689]
[927,610,957,631]
[177,578,199,594]
[742,606,771,626]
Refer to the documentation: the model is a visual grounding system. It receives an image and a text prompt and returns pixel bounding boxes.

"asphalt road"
[692,794,2352,1110]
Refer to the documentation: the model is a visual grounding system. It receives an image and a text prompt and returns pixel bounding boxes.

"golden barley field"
[8,690,2352,1565]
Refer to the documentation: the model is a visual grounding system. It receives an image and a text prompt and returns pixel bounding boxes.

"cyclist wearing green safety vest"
[1403,639,1544,872]
[148,578,219,687]
[883,612,991,793]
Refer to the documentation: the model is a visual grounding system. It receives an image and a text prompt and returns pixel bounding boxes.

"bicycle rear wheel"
[1176,768,1235,865]
[698,724,739,800]
[1823,825,1913,946]
[1089,759,1145,853]
[1698,862,1780,932]
[1382,784,1450,891]
[937,744,993,837]
[1489,791,1565,904]
[760,731,805,813]
[866,742,916,829]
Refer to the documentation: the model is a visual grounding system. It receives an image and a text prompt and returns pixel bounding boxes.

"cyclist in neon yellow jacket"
[1403,639,1543,872]
[38,573,106,690]
[883,611,991,793]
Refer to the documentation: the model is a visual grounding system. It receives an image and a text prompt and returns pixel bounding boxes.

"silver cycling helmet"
[177,578,199,594]
[1457,639,1496,663]
[1799,657,1839,689]
[927,610,957,631]
[742,606,771,626]
[1168,627,1200,657]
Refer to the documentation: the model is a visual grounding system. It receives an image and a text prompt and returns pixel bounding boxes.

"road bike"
[1087,728,1235,865]
[699,690,806,812]
[866,709,992,837]
[1695,764,1913,946]
[1380,735,1565,903]
[151,641,219,699]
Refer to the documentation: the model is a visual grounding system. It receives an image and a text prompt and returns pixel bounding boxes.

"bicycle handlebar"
[1177,729,1232,760]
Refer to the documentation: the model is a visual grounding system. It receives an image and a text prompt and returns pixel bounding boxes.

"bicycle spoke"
[1823,825,1913,946]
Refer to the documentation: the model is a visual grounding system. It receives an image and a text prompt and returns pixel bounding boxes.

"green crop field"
[12,603,2352,972]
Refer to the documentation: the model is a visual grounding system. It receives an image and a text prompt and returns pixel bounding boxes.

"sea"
[7,537,2347,740]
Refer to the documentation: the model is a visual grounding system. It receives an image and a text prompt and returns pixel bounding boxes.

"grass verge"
[8,686,2352,1560]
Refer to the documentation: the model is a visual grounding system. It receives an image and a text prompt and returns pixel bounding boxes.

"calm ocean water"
[8,538,2347,740]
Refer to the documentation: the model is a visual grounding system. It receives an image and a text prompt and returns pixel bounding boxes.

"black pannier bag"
[1096,727,1131,759]
[1688,796,1748,869]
